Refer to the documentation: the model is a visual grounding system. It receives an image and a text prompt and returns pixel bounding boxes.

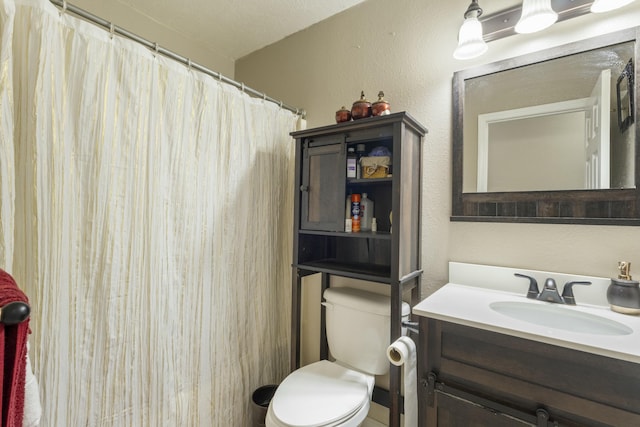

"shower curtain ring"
[187,59,192,72]
[61,0,67,15]
[154,43,159,57]
[241,83,245,93]
[109,23,115,39]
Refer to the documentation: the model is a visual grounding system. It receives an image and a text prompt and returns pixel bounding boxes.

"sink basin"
[490,301,633,336]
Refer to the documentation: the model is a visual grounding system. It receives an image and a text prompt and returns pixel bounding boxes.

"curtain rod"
[49,0,306,118]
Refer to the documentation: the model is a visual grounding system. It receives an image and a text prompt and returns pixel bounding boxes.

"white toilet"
[266,287,410,427]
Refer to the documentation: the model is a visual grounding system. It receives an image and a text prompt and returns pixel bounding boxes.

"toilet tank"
[323,287,410,375]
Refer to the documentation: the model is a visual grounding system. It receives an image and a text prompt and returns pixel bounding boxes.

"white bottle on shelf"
[346,147,357,178]
[360,193,374,231]
[355,144,366,179]
[346,195,352,220]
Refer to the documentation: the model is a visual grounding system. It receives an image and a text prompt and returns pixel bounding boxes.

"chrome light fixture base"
[481,0,592,42]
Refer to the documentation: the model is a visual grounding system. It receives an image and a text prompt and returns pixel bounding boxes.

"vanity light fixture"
[453,0,488,60]
[454,0,637,60]
[591,0,637,13]
[515,0,558,33]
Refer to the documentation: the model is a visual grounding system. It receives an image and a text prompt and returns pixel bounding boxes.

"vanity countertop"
[413,262,640,364]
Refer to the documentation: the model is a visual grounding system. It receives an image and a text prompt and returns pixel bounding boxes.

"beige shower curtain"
[0,0,297,425]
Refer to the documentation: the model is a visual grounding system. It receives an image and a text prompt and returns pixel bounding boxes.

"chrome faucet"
[538,278,565,303]
[514,273,591,305]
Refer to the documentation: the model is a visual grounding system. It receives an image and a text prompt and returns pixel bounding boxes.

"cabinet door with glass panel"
[300,135,346,231]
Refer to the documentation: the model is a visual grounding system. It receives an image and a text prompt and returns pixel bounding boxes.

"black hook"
[0,301,30,325]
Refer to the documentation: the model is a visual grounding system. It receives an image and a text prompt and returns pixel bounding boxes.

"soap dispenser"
[606,261,640,315]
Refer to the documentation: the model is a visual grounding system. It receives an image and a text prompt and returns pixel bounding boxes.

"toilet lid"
[271,360,372,427]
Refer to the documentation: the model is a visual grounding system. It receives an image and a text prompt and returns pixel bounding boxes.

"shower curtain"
[0,0,298,425]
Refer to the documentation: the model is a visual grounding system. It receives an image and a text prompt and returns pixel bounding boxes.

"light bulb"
[515,0,558,34]
[454,16,488,60]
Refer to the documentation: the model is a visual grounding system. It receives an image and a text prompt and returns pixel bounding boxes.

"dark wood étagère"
[290,112,427,427]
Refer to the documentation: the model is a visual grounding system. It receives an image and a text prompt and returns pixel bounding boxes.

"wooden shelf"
[295,261,423,286]
[294,260,391,283]
[298,229,392,240]
[347,177,392,185]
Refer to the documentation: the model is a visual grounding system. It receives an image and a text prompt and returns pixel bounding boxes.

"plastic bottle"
[355,144,366,179]
[346,147,357,178]
[360,193,374,231]
[351,194,361,232]
[346,195,352,220]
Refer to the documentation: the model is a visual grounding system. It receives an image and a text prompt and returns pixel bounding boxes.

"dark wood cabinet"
[418,318,640,427]
[290,112,427,427]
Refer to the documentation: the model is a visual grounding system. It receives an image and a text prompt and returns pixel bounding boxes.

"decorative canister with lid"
[372,91,391,116]
[351,91,372,120]
[335,106,351,123]
[607,261,640,315]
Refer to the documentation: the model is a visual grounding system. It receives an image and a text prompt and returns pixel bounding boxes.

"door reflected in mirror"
[463,41,635,193]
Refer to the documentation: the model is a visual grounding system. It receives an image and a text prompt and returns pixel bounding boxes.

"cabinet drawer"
[421,319,640,426]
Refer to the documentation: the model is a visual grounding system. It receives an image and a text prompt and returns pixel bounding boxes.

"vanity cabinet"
[290,112,427,427]
[418,318,640,427]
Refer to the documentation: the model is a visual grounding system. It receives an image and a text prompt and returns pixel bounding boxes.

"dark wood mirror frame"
[452,27,640,225]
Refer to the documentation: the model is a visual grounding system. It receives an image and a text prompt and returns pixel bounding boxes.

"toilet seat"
[267,360,374,427]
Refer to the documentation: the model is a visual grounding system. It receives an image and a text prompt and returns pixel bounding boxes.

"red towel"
[0,269,30,427]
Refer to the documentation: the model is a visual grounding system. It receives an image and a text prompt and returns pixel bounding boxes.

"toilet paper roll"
[386,336,417,427]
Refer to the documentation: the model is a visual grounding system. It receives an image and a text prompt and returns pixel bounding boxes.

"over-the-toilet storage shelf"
[290,111,427,427]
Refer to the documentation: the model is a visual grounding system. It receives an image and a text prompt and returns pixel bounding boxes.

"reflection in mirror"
[452,27,640,225]
[464,41,635,193]
[617,58,635,134]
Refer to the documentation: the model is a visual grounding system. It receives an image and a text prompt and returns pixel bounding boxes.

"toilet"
[266,287,410,427]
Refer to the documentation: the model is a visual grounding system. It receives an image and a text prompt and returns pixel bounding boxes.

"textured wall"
[236,0,640,296]
[236,7,640,421]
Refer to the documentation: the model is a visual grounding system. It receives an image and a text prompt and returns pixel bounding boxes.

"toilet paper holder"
[402,321,419,335]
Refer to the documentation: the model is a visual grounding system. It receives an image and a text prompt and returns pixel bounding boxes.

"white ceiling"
[114,0,367,61]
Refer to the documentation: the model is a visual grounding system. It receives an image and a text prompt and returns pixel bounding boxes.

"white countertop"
[413,262,640,364]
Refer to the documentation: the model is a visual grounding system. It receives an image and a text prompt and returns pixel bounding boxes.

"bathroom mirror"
[452,27,640,225]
